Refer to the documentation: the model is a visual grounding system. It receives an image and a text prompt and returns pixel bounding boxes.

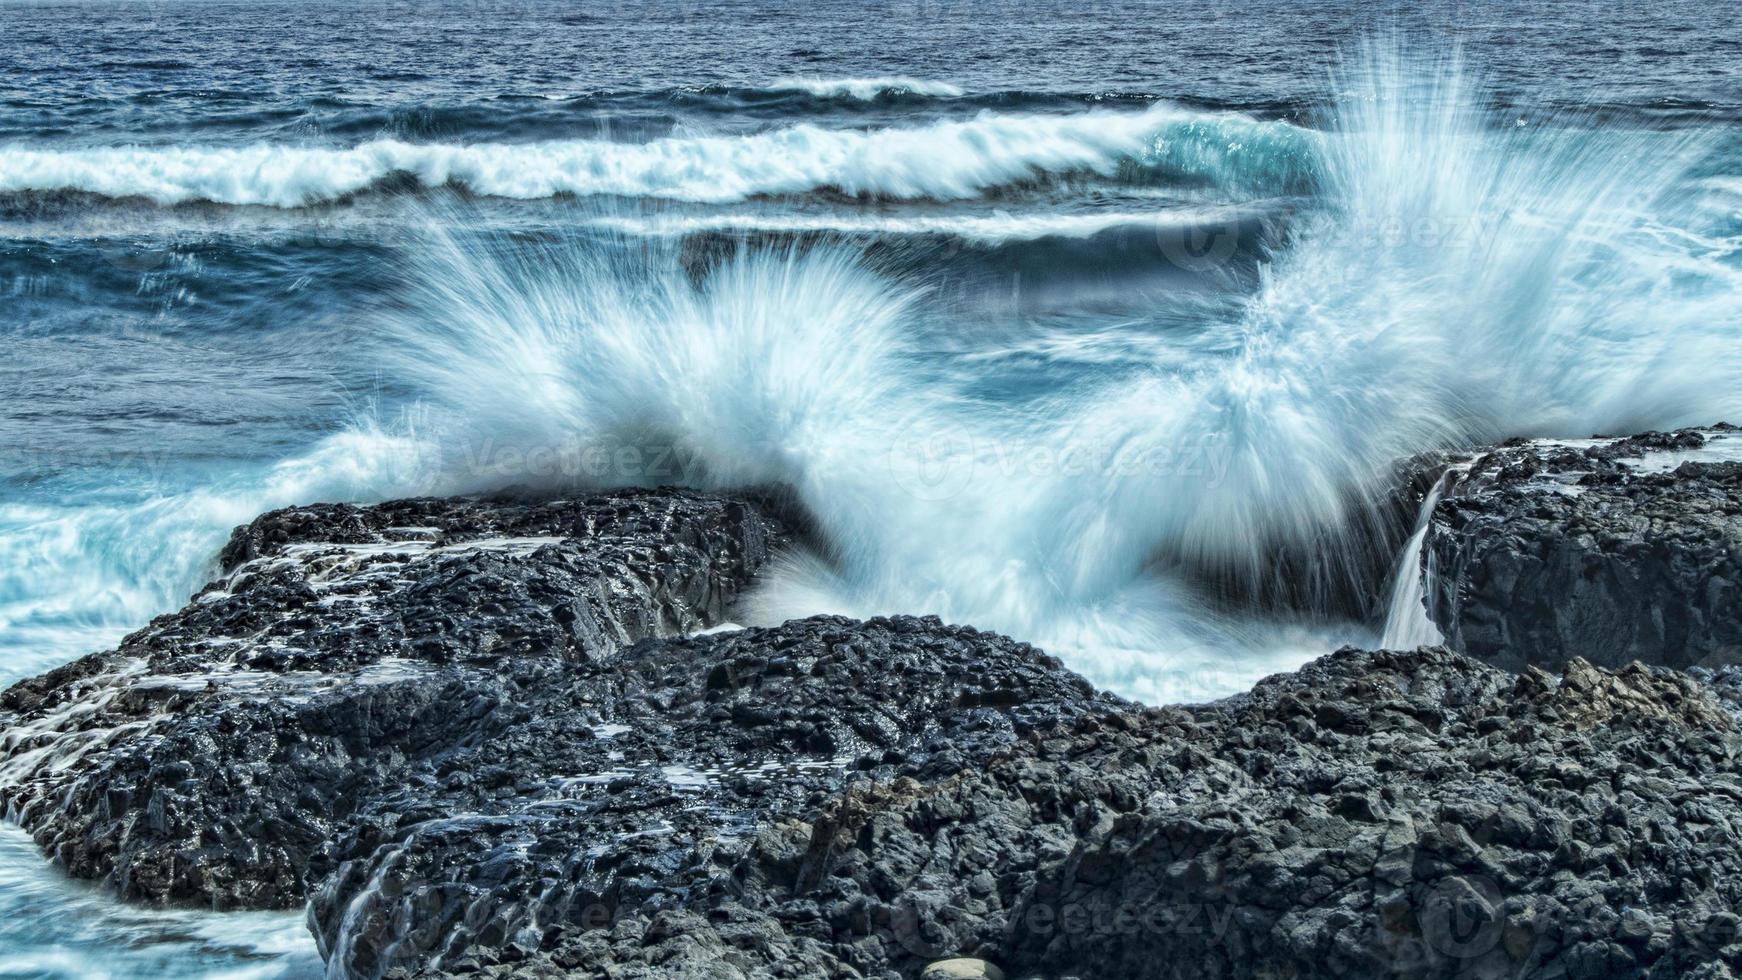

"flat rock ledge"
[1418,425,1742,672]
[0,473,1739,979]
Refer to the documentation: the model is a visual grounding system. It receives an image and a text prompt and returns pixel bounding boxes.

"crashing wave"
[343,39,1742,701]
[8,39,1739,705]
[586,204,1260,243]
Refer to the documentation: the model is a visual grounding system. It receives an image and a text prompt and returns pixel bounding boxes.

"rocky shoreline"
[1,429,1739,979]
[1422,426,1742,673]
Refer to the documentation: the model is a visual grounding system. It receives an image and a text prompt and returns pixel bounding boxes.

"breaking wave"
[0,104,1310,207]
[0,427,432,681]
[586,204,1261,243]
[346,39,1742,701]
[6,39,1739,706]
[763,76,966,99]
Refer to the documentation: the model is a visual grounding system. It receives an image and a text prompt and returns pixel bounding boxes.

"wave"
[1027,38,1742,614]
[9,38,1738,708]
[762,76,966,100]
[0,104,1312,207]
[0,426,433,685]
[333,38,1741,703]
[586,204,1261,243]
[0,825,318,980]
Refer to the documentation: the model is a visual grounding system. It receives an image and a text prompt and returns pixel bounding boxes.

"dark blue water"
[1,1,1740,976]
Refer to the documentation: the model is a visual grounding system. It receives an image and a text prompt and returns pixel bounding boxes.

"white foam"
[6,42,1738,718]
[355,39,1742,705]
[0,424,436,684]
[1379,466,1468,649]
[0,825,317,980]
[765,76,965,99]
[0,103,1304,206]
[691,622,744,636]
[1616,431,1742,473]
[588,205,1254,243]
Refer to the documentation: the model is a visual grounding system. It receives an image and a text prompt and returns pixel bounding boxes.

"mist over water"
[2,1,1741,974]
[350,40,1742,702]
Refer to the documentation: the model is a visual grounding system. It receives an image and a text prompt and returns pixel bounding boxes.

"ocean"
[1,0,1740,974]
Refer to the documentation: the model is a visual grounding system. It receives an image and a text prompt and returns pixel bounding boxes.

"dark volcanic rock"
[0,488,782,910]
[1418,425,1742,672]
[307,645,1742,980]
[1007,649,1742,980]
[1190,452,1453,623]
[5,479,1742,980]
[306,613,1116,978]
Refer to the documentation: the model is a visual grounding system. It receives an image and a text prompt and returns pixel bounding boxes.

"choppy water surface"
[1,0,1741,975]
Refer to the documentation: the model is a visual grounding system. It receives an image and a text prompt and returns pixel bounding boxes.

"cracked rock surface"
[307,644,1742,980]
[1415,425,1742,672]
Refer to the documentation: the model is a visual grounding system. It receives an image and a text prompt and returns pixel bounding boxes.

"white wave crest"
[0,425,435,681]
[0,104,1306,207]
[588,205,1256,243]
[764,76,966,99]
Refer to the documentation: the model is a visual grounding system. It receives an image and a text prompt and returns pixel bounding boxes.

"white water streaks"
[0,825,319,979]
[584,204,1260,244]
[6,40,1740,710]
[0,103,1309,206]
[0,425,435,685]
[1379,467,1462,650]
[354,39,1742,702]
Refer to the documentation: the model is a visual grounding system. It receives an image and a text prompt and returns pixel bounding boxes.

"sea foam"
[764,76,967,99]
[7,40,1739,706]
[0,104,1307,207]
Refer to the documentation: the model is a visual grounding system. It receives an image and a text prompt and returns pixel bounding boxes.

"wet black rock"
[4,481,1742,980]
[1188,452,1452,624]
[0,488,783,910]
[1418,425,1742,672]
[307,646,1742,980]
[307,612,1116,978]
[1006,649,1742,980]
